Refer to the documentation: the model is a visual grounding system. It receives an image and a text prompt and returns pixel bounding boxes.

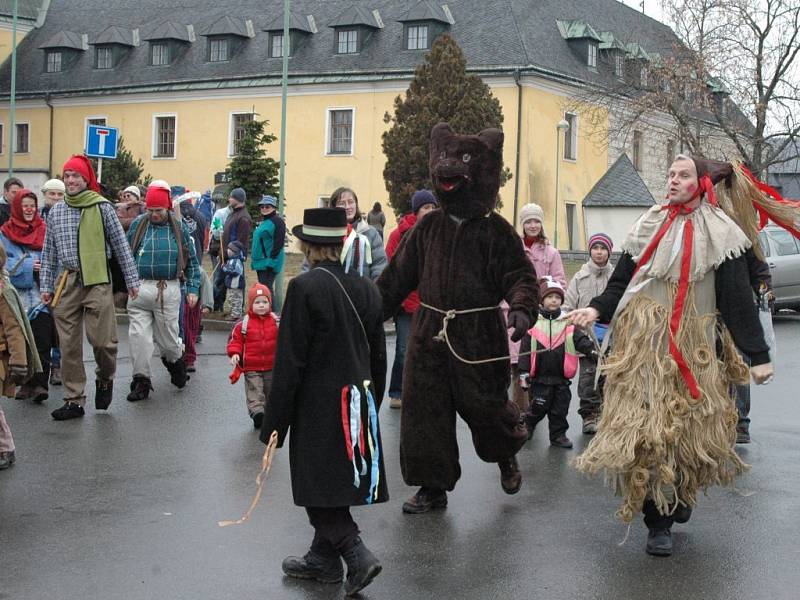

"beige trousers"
[127,280,183,379]
[244,370,272,417]
[0,404,14,452]
[52,272,118,405]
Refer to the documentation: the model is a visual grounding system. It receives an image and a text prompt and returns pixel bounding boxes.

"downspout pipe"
[512,69,522,228]
[45,93,53,176]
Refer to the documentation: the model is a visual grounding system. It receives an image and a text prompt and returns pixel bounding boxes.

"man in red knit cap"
[40,154,139,420]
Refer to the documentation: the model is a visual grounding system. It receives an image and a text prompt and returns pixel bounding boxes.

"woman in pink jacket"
[507,203,565,415]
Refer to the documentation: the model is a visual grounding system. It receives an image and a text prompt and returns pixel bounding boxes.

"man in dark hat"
[260,207,387,597]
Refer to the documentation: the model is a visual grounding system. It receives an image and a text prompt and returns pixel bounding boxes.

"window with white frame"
[231,113,255,156]
[328,109,353,155]
[209,38,229,62]
[46,51,62,73]
[587,43,597,68]
[15,123,29,153]
[270,33,288,58]
[406,25,429,50]
[564,113,578,160]
[336,29,358,54]
[633,130,643,171]
[0,123,4,154]
[154,116,176,158]
[96,47,113,69]
[566,203,578,250]
[640,66,648,87]
[151,43,169,66]
[614,54,624,78]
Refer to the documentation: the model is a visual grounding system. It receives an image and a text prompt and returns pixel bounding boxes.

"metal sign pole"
[8,0,18,176]
[97,157,103,183]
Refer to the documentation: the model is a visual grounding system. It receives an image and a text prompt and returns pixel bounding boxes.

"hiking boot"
[162,357,190,389]
[582,416,598,435]
[646,528,673,556]
[15,384,46,402]
[499,456,522,494]
[0,450,16,470]
[551,435,573,449]
[49,367,62,386]
[51,401,85,421]
[252,412,264,430]
[389,396,402,409]
[127,375,153,402]
[14,384,34,401]
[341,537,382,596]
[95,379,113,410]
[402,487,448,514]
[282,550,343,584]
[736,427,751,444]
[673,504,693,524]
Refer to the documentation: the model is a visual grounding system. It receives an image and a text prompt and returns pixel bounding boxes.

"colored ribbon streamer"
[364,382,381,504]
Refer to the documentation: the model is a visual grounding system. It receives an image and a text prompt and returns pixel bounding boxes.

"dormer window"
[640,67,648,87]
[46,51,62,72]
[406,24,429,50]
[263,12,315,59]
[269,33,286,58]
[588,43,597,68]
[337,29,358,54]
[151,43,170,65]
[96,46,113,69]
[614,54,624,78]
[209,37,229,62]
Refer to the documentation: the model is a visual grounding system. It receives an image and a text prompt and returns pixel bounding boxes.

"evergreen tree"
[91,137,151,199]
[226,118,280,222]
[382,34,511,216]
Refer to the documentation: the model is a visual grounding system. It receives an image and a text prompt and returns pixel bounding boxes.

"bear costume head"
[429,122,504,220]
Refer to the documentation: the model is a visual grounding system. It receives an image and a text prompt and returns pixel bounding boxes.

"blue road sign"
[85,125,119,159]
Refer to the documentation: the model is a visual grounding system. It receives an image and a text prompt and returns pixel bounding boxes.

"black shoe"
[186,363,196,373]
[252,412,264,429]
[127,375,153,402]
[162,357,190,389]
[51,402,85,421]
[282,550,343,584]
[736,427,751,444]
[499,456,522,494]
[95,380,113,410]
[402,487,448,514]
[525,415,535,441]
[0,450,16,470]
[551,435,573,449]
[14,384,34,400]
[646,528,673,556]
[341,537,382,596]
[673,504,693,524]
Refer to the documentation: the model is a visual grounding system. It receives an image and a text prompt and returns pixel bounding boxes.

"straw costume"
[574,156,798,540]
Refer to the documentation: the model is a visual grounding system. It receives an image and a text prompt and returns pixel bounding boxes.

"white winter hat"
[123,185,141,199]
[519,203,544,227]
[41,178,65,193]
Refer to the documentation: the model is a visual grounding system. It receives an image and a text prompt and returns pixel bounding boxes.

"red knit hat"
[62,155,100,192]
[248,283,272,311]
[145,183,172,210]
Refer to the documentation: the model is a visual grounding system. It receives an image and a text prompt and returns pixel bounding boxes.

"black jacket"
[518,308,595,385]
[589,249,770,366]
[260,261,388,507]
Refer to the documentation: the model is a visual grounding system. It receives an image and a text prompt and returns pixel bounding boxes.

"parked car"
[758,225,800,311]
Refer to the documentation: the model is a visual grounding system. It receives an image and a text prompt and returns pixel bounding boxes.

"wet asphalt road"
[1,316,799,600]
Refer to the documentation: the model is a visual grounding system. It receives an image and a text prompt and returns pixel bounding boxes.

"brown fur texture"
[377,122,539,491]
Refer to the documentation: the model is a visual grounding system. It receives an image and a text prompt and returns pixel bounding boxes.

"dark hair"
[330,187,359,221]
[3,177,23,191]
[371,202,381,212]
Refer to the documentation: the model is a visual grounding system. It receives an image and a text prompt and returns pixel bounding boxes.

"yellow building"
[0,0,681,250]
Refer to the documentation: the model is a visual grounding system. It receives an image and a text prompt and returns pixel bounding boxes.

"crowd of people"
[0,140,787,596]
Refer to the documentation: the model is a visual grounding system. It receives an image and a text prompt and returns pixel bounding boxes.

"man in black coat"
[260,207,387,597]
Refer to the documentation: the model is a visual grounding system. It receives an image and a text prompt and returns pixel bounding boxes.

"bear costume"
[377,122,539,512]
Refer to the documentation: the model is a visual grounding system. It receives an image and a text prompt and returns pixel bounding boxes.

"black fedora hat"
[292,208,348,244]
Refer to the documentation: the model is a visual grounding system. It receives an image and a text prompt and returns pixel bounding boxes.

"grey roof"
[93,25,136,47]
[263,12,314,33]
[599,31,626,52]
[557,19,603,42]
[399,1,451,24]
[38,30,84,50]
[201,15,251,38]
[0,0,44,21]
[582,154,656,207]
[0,0,724,101]
[328,4,381,29]
[142,21,192,42]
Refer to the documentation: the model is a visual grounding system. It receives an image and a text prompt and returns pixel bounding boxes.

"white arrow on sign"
[96,129,110,155]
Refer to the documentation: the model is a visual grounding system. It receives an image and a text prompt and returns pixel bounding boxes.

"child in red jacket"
[227,283,279,429]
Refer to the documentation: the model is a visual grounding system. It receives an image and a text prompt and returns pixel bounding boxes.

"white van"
[759,226,800,311]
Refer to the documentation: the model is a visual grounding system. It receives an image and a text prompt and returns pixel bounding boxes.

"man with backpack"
[125,181,201,402]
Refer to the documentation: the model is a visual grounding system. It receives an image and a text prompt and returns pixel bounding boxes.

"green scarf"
[2,277,42,378]
[65,190,110,286]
